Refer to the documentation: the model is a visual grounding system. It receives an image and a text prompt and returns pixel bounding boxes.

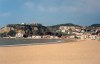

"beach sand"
[0,40,100,64]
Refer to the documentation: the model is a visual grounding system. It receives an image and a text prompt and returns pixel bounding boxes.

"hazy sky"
[0,0,100,27]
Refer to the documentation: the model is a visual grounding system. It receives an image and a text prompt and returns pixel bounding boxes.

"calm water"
[0,38,62,46]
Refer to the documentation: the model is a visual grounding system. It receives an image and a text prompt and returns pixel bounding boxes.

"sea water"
[0,38,62,46]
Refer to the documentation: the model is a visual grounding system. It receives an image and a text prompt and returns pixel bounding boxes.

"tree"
[7,30,16,37]
[0,32,8,37]
[91,24,100,27]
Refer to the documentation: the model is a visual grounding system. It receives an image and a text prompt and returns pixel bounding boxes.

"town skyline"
[0,0,100,27]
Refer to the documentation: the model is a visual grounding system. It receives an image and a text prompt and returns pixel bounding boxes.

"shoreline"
[0,38,81,47]
[0,38,63,46]
[0,37,61,39]
[0,37,99,47]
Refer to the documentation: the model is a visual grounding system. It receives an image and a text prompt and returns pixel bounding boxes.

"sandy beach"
[0,39,100,64]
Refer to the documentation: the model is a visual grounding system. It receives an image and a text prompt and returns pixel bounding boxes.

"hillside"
[91,24,100,27]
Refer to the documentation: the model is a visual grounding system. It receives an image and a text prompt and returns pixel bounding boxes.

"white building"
[59,26,81,33]
[32,36,42,39]
[16,33,23,38]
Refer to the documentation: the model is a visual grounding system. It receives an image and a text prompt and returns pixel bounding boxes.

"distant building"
[59,26,81,33]
[96,27,100,31]
[15,30,25,38]
[16,32,24,38]
[21,22,25,25]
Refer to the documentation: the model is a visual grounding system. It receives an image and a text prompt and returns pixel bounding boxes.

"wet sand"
[0,40,100,64]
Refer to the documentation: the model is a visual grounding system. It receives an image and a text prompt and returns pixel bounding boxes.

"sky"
[0,0,100,27]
